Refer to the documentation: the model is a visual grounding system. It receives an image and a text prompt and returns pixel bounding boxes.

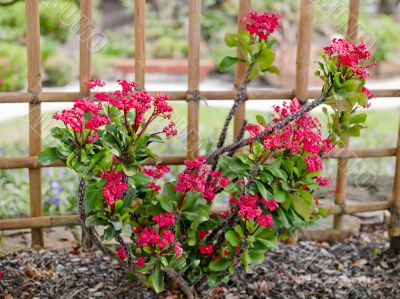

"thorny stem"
[165,268,197,299]
[206,95,328,164]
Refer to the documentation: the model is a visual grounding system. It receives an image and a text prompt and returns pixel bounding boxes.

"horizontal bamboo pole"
[0,215,79,230]
[0,88,399,103]
[0,148,395,170]
[0,201,389,231]
[0,155,188,169]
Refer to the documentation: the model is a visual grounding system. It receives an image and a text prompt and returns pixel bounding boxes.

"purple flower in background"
[52,197,60,206]
[51,181,64,192]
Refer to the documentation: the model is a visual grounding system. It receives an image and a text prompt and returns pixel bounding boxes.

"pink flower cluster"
[53,99,110,145]
[93,80,176,137]
[324,38,376,79]
[98,169,128,205]
[361,87,376,108]
[144,165,171,192]
[174,156,230,202]
[117,246,126,261]
[305,155,323,172]
[242,11,281,41]
[316,176,331,187]
[199,244,214,255]
[234,194,276,227]
[153,212,175,228]
[247,99,334,158]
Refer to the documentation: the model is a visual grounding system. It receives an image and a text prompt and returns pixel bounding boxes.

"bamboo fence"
[0,0,399,250]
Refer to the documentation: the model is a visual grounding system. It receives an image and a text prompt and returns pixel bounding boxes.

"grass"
[0,103,398,218]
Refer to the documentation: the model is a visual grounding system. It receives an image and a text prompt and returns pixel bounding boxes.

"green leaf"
[209,258,231,272]
[225,230,241,247]
[256,114,266,125]
[264,165,287,180]
[219,56,242,71]
[273,188,286,203]
[258,48,275,70]
[109,217,123,231]
[225,33,238,47]
[247,62,263,80]
[266,65,280,75]
[38,147,60,166]
[292,197,314,220]
[254,181,272,200]
[234,225,245,238]
[160,182,175,212]
[122,223,132,238]
[342,79,361,91]
[298,189,313,204]
[350,113,367,124]
[152,263,164,293]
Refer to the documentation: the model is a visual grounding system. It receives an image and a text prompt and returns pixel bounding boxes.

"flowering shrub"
[39,11,374,298]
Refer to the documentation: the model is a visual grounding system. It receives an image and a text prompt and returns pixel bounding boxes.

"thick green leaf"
[38,147,60,166]
[225,230,241,247]
[292,197,314,220]
[273,187,286,203]
[258,48,275,70]
[342,79,361,91]
[209,258,231,272]
[219,56,242,71]
[254,180,272,200]
[152,263,164,293]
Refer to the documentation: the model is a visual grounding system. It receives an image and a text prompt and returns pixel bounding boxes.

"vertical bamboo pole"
[79,0,93,250]
[233,0,251,140]
[80,0,92,97]
[295,0,314,102]
[390,120,400,251]
[135,0,146,90]
[25,0,43,247]
[333,0,359,230]
[187,0,201,159]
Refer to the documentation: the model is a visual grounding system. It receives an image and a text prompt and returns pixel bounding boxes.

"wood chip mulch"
[0,226,399,299]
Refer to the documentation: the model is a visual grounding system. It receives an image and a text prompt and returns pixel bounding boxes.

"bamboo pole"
[295,0,314,101]
[187,0,201,159]
[25,0,43,248]
[333,0,360,230]
[0,201,389,231]
[0,148,397,170]
[134,0,146,90]
[79,0,92,96]
[390,121,400,251]
[233,0,251,140]
[0,88,398,103]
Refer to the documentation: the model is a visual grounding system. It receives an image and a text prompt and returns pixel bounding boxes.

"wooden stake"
[295,0,314,101]
[333,0,360,230]
[187,0,201,159]
[26,0,43,248]
[79,0,92,96]
[233,0,251,140]
[135,0,146,90]
[390,122,400,251]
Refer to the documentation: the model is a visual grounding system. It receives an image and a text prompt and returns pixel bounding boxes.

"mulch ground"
[0,225,399,299]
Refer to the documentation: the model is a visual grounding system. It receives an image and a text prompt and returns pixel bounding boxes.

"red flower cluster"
[199,244,214,255]
[316,176,331,187]
[242,11,281,41]
[361,87,376,108]
[174,242,183,257]
[136,256,145,268]
[144,165,171,179]
[174,156,230,202]
[305,155,323,172]
[53,99,110,145]
[117,246,126,261]
[198,230,209,240]
[324,38,376,79]
[153,212,175,228]
[98,170,128,205]
[247,99,334,158]
[233,194,275,227]
[93,80,176,137]
[85,79,106,89]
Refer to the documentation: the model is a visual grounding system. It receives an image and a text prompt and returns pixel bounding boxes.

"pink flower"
[144,165,170,179]
[242,11,281,40]
[305,155,323,172]
[148,181,161,192]
[98,170,128,206]
[174,156,230,202]
[86,79,105,89]
[237,194,262,220]
[153,212,175,228]
[245,124,262,137]
[162,122,178,137]
[198,230,209,240]
[264,199,279,211]
[316,176,331,187]
[257,214,274,227]
[199,244,213,255]
[174,242,183,257]
[117,247,126,261]
[136,256,145,268]
[361,87,375,108]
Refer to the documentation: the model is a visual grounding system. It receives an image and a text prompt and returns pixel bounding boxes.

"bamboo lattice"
[0,0,399,250]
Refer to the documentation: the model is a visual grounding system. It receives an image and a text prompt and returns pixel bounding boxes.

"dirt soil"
[0,225,399,299]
